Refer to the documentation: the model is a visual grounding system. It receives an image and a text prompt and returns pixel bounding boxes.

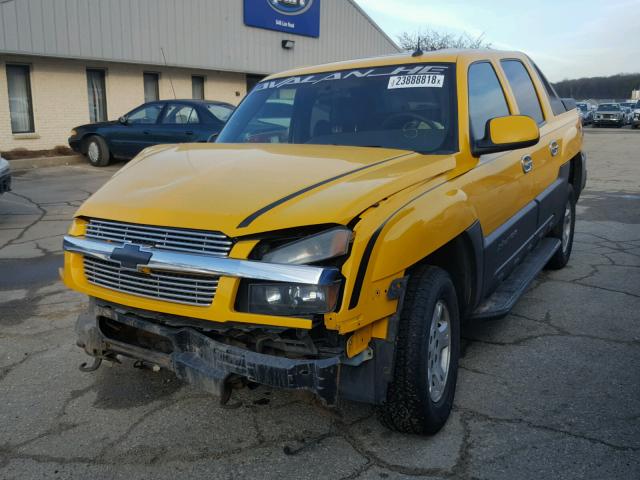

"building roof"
[0,0,400,75]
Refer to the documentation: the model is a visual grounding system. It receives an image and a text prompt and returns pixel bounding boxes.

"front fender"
[325,175,478,337]
[369,187,477,282]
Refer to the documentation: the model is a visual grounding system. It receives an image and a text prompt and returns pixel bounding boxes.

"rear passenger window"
[531,62,566,116]
[500,60,544,124]
[468,62,510,143]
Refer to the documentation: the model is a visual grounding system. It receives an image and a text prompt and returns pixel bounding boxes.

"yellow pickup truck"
[62,49,585,434]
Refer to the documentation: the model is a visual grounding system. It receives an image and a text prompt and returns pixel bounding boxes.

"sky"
[355,0,640,82]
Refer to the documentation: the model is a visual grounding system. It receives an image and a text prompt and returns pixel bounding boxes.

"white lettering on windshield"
[256,64,450,90]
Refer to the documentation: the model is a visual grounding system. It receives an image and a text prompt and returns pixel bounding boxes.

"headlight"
[262,227,351,265]
[243,227,351,316]
[248,282,340,315]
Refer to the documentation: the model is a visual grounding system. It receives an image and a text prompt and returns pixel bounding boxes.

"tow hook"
[79,357,103,372]
[133,360,161,372]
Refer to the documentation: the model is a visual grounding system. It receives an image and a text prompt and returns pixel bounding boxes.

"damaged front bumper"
[76,301,344,405]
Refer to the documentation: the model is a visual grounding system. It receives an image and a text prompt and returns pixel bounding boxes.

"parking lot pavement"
[1,132,639,480]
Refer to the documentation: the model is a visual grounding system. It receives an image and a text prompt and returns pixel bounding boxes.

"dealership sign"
[244,0,321,38]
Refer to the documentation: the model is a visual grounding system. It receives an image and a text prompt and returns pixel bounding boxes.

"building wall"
[0,55,246,151]
[0,0,399,76]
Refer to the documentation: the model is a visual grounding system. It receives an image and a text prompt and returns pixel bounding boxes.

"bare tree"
[397,29,491,52]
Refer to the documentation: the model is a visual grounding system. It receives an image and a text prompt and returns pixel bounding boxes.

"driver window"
[245,89,295,142]
[127,104,163,124]
[468,62,510,142]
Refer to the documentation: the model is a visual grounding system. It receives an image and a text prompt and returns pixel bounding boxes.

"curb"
[7,155,86,170]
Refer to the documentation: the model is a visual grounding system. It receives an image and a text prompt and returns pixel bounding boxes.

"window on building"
[162,104,200,124]
[86,69,108,123]
[500,60,545,124]
[531,62,566,116]
[6,64,35,133]
[144,73,160,103]
[246,74,265,93]
[468,62,510,142]
[192,76,205,100]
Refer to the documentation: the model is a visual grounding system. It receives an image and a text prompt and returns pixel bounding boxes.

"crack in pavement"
[456,407,640,453]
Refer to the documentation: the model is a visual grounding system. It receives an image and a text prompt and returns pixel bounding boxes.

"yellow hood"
[77,143,456,236]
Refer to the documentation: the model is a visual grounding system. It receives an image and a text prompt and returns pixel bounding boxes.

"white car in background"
[0,156,11,195]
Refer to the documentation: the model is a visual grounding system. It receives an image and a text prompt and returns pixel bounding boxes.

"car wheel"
[85,136,111,167]
[546,185,576,270]
[379,265,460,435]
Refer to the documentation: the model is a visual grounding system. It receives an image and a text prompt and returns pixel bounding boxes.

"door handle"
[521,155,533,174]
[549,140,559,157]
[143,130,151,135]
[185,131,194,135]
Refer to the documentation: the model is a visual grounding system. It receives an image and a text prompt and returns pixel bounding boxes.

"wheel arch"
[405,222,483,319]
[568,151,586,200]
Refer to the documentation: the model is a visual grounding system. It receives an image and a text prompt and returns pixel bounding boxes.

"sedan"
[69,100,235,166]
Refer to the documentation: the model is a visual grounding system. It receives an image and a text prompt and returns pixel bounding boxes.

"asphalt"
[0,130,639,479]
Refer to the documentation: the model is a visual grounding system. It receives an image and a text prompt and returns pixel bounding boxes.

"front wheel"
[85,136,111,167]
[379,265,460,435]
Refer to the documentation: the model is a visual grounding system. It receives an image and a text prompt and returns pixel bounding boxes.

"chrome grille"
[84,256,218,306]
[86,219,233,256]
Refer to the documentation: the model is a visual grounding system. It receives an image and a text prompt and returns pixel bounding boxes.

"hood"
[77,120,118,130]
[76,143,456,236]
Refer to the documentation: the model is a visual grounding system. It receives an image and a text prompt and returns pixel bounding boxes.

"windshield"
[577,103,588,112]
[598,104,619,111]
[218,63,457,154]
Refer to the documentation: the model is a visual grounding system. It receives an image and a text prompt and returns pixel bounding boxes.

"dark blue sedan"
[69,100,235,166]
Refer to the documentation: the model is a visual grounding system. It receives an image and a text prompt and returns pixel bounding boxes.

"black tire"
[85,135,111,167]
[546,185,576,270]
[379,265,460,435]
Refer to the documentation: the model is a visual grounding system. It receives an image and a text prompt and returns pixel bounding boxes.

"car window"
[530,62,566,116]
[597,104,620,111]
[127,104,163,124]
[162,104,200,124]
[206,104,233,123]
[500,60,545,124]
[468,62,510,143]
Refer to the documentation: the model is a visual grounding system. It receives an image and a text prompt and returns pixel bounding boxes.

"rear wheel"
[379,265,460,435]
[546,185,576,270]
[85,136,111,167]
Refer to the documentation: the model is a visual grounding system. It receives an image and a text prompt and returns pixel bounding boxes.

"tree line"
[552,74,640,100]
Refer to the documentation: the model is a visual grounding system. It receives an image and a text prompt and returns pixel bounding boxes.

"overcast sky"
[356,0,640,82]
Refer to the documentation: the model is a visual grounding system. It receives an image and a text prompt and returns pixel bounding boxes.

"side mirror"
[472,115,539,157]
[118,116,128,125]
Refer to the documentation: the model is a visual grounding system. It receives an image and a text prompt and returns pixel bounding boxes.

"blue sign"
[244,0,321,38]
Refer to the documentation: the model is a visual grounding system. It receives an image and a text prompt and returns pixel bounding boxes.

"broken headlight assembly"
[240,227,352,316]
